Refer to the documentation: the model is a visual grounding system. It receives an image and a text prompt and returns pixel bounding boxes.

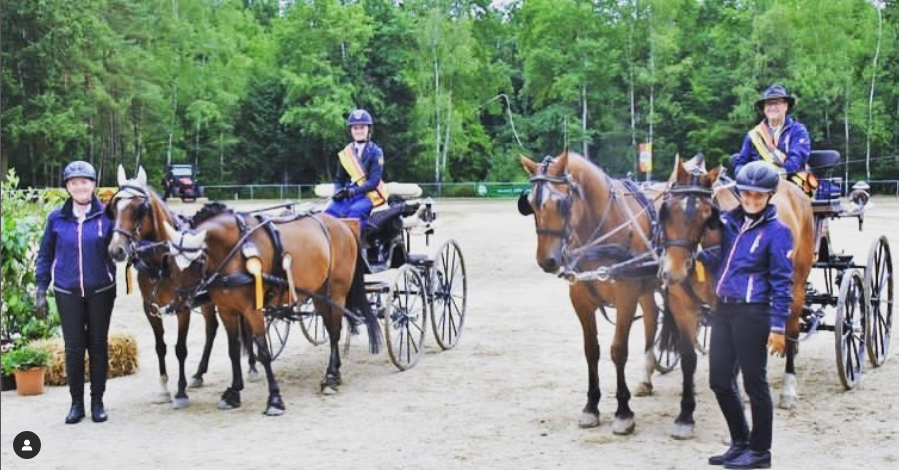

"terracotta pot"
[14,368,45,396]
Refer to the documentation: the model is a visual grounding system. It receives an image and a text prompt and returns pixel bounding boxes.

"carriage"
[651,150,893,391]
[263,197,469,371]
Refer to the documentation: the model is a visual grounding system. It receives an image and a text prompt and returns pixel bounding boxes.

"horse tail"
[238,314,255,357]
[346,243,381,354]
[658,296,681,354]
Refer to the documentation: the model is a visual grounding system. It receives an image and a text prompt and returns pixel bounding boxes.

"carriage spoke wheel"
[265,314,291,362]
[864,236,893,367]
[430,239,467,350]
[298,298,327,346]
[834,270,867,390]
[385,265,429,371]
[653,290,680,374]
[695,309,712,356]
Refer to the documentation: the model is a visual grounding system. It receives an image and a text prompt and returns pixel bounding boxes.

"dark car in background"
[163,164,203,202]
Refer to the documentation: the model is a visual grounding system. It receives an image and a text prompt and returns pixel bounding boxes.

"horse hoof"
[778,395,798,410]
[152,392,172,404]
[578,412,600,429]
[612,417,636,435]
[172,397,190,410]
[671,422,695,440]
[320,384,339,396]
[188,377,204,389]
[264,396,286,416]
[217,399,241,410]
[247,369,261,383]
[634,382,653,397]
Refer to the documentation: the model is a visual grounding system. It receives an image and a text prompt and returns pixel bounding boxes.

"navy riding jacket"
[734,115,811,174]
[701,204,794,334]
[334,141,384,196]
[36,196,117,297]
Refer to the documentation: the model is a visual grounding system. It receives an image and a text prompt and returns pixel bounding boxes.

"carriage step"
[365,281,390,294]
[406,254,434,268]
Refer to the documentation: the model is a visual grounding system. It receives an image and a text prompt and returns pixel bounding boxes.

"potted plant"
[6,345,50,396]
[0,351,16,391]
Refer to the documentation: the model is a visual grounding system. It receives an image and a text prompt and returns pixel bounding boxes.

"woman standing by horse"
[702,161,793,469]
[36,160,117,424]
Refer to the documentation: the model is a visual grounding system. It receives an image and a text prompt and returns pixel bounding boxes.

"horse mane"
[143,186,178,240]
[191,202,232,227]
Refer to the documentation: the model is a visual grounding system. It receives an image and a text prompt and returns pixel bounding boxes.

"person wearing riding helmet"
[701,161,793,469]
[733,84,813,195]
[325,108,388,229]
[35,160,117,424]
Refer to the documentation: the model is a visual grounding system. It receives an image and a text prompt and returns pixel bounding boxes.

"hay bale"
[28,333,138,386]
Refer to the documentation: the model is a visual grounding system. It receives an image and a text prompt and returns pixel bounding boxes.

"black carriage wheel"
[298,298,327,346]
[834,270,867,390]
[385,265,429,371]
[430,239,468,350]
[864,236,893,367]
[653,290,680,374]
[265,316,291,362]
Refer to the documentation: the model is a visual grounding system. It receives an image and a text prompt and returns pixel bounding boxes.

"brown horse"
[519,152,661,435]
[163,202,380,415]
[658,158,815,411]
[106,166,256,409]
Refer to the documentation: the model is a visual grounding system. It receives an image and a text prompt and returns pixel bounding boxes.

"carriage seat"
[807,150,840,174]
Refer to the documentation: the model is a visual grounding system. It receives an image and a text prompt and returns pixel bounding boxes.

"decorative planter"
[0,374,15,392]
[14,368,45,396]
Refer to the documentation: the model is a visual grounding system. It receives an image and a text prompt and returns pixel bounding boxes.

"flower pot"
[0,374,16,392]
[14,368,45,396]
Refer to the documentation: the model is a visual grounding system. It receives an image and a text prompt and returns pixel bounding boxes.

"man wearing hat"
[733,85,812,192]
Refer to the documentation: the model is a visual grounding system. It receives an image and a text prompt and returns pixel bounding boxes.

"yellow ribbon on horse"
[338,144,388,207]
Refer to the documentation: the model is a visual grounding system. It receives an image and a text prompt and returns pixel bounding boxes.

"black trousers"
[55,287,116,402]
[708,302,773,452]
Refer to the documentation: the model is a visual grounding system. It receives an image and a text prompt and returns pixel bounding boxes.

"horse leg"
[217,311,244,410]
[634,293,657,397]
[246,310,285,416]
[779,308,802,410]
[172,309,191,409]
[242,314,260,382]
[144,307,172,404]
[317,299,344,395]
[571,287,601,428]
[610,293,639,435]
[190,305,218,389]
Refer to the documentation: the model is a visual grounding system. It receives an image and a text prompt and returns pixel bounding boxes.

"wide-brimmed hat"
[755,84,796,112]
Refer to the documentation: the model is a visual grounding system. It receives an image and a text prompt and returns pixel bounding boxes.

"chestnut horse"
[106,166,256,408]
[163,202,380,415]
[519,152,661,435]
[658,158,814,412]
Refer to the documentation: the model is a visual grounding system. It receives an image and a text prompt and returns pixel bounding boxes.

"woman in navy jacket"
[704,161,793,469]
[35,160,117,424]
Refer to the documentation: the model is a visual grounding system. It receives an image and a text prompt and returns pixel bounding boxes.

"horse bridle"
[526,156,579,263]
[660,179,718,273]
[111,183,153,247]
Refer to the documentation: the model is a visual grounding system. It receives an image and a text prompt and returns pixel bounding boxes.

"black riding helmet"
[735,161,779,194]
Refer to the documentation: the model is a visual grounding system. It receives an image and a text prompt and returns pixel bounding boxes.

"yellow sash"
[338,144,387,206]
[748,122,816,195]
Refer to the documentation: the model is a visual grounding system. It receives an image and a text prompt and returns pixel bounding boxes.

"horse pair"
[107,166,380,415]
[519,151,813,439]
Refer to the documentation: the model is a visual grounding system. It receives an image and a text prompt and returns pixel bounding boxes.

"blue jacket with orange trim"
[734,115,811,174]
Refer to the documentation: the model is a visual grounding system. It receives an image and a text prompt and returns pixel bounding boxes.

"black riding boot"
[65,400,86,424]
[91,397,108,423]
[709,441,748,465]
[724,449,771,469]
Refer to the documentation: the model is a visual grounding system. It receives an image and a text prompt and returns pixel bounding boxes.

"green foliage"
[1,170,62,345]
[3,344,51,371]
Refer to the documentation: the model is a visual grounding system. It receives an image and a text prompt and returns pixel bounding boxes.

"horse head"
[520,152,588,273]
[107,165,158,262]
[659,158,721,284]
[163,221,209,309]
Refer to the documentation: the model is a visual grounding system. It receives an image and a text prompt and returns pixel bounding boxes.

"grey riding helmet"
[735,161,779,193]
[63,160,97,182]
